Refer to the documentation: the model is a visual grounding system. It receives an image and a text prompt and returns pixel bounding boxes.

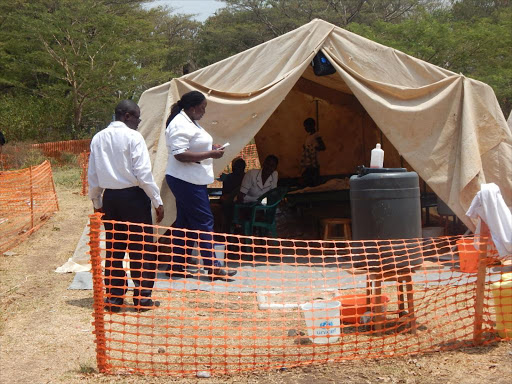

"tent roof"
[139,19,512,231]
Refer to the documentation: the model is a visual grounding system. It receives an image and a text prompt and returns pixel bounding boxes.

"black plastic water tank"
[350,167,421,240]
[349,167,423,271]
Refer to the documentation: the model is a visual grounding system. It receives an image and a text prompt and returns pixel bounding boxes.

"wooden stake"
[473,220,490,345]
[29,165,34,229]
[89,213,108,372]
[48,161,59,211]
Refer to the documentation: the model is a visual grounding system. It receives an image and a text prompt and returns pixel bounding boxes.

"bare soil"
[1,176,511,384]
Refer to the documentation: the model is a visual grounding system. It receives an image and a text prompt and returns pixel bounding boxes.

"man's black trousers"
[102,187,156,307]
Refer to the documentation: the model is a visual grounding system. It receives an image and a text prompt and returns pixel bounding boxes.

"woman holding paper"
[165,90,236,279]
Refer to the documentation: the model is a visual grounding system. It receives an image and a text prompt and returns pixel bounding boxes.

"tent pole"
[315,99,319,131]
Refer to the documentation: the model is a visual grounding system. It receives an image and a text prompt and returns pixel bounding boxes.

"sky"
[147,0,227,21]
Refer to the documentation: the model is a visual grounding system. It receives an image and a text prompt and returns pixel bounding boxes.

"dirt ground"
[1,171,511,384]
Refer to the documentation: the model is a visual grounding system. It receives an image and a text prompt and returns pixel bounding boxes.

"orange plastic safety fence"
[0,161,59,253]
[238,143,260,170]
[31,139,91,160]
[78,151,90,196]
[88,214,511,377]
[220,143,261,173]
[0,153,15,171]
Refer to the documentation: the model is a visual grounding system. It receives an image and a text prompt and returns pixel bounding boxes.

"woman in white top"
[165,91,236,280]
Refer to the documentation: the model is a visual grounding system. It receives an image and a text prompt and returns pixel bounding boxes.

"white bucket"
[299,301,341,344]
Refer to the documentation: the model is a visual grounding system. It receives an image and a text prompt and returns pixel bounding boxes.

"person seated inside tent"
[237,155,279,203]
[300,117,326,187]
[219,157,246,232]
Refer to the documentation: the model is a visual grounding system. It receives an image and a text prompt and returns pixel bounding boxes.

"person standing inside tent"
[88,99,164,313]
[300,117,326,187]
[165,90,236,280]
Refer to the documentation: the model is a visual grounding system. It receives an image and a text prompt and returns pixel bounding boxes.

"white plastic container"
[299,301,341,344]
[370,143,384,168]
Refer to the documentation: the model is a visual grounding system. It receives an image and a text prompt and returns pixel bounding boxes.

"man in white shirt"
[238,155,279,203]
[88,100,164,313]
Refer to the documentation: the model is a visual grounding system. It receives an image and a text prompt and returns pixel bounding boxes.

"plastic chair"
[231,187,288,237]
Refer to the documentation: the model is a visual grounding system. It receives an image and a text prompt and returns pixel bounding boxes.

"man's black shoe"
[104,303,122,313]
[136,300,160,313]
[171,270,195,279]
[166,265,196,279]
[209,268,237,281]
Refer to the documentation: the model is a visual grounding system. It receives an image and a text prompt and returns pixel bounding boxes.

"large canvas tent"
[138,18,512,232]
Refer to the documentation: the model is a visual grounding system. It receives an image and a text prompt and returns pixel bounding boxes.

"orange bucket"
[457,238,479,273]
[334,294,390,324]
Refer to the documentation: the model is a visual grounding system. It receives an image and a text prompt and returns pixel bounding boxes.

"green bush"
[59,151,79,166]
[0,94,72,143]
[52,165,82,189]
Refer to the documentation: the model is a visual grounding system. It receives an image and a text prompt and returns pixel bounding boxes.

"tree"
[30,1,172,136]
[0,0,183,140]
[195,0,444,67]
[148,11,202,74]
[450,0,511,20]
[221,0,443,33]
[195,9,270,67]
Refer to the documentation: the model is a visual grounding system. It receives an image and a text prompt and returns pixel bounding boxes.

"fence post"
[473,220,490,345]
[29,165,34,229]
[80,151,89,196]
[47,161,59,211]
[89,213,108,372]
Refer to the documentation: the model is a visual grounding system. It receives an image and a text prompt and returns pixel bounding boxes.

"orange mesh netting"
[238,143,260,170]
[88,214,511,377]
[78,151,90,196]
[1,139,91,171]
[0,153,15,171]
[0,161,59,253]
[81,143,260,194]
[31,139,91,160]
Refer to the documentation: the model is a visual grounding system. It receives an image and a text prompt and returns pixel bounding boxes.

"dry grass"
[0,169,511,383]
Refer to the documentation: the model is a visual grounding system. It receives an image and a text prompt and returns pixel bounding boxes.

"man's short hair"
[303,118,316,130]
[232,157,246,172]
[265,154,278,165]
[114,100,139,120]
